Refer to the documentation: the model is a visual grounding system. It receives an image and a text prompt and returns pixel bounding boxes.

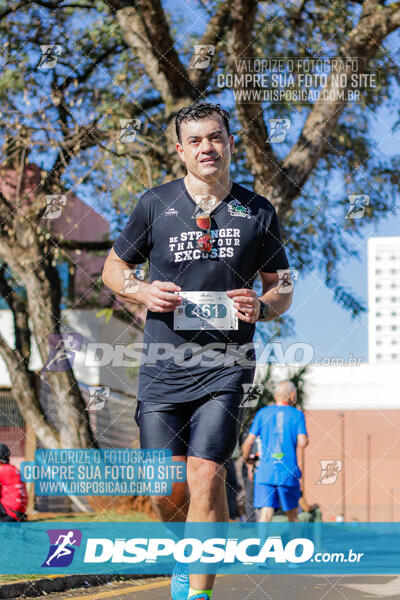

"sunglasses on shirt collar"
[195,212,213,253]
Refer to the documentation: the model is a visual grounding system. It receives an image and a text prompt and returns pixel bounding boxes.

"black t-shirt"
[113,177,289,403]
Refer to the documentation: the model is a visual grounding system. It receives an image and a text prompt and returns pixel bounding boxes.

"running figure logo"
[86,386,110,411]
[316,460,343,485]
[240,384,264,407]
[42,334,82,372]
[346,194,370,219]
[42,195,67,220]
[276,269,298,294]
[42,529,82,567]
[267,118,291,143]
[37,45,62,69]
[189,45,215,69]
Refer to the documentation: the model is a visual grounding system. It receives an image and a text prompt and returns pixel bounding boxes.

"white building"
[368,237,400,363]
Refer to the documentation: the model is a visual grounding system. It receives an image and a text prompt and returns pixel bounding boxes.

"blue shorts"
[135,390,246,466]
[254,482,300,511]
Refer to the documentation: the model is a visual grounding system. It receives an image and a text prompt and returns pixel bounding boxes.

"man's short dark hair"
[175,102,230,144]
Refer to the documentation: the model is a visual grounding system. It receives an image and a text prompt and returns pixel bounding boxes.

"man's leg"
[138,401,192,523]
[186,456,228,590]
[259,507,275,522]
[137,400,194,600]
[183,391,246,597]
[151,455,189,522]
[285,507,299,522]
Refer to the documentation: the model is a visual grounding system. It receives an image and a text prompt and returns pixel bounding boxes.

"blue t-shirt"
[112,177,289,403]
[249,405,307,486]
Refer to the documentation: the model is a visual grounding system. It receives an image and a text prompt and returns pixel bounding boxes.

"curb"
[0,574,161,599]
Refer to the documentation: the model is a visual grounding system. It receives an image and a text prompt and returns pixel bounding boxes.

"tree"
[0,0,399,448]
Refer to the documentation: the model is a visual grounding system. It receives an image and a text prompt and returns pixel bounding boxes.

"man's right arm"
[297,433,308,449]
[241,433,257,464]
[102,248,183,312]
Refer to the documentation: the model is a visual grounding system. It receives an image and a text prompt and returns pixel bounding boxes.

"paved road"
[24,574,400,600]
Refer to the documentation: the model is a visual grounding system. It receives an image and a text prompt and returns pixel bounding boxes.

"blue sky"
[271,104,400,363]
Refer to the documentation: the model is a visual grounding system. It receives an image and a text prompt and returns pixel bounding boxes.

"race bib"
[173,291,238,331]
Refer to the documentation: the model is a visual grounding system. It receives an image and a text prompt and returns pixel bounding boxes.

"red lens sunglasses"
[195,213,213,253]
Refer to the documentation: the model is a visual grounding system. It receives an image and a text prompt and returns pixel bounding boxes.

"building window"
[391,325,397,331]
[377,353,382,359]
[376,325,382,331]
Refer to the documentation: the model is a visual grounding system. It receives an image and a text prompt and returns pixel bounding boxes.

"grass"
[0,574,54,584]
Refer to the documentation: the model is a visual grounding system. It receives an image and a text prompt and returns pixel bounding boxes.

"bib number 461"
[186,303,226,319]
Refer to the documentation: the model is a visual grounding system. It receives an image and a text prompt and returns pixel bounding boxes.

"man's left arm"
[227,271,293,323]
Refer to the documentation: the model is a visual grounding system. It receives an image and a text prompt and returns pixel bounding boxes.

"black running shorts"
[135,390,246,466]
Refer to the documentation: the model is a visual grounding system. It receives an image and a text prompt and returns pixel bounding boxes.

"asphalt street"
[23,574,400,600]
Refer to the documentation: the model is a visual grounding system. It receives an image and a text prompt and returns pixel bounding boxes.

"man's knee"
[187,457,226,500]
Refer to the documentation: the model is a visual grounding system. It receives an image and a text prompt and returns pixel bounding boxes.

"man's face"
[176,114,234,181]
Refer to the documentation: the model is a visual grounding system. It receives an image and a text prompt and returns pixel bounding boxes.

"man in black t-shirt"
[102,102,292,600]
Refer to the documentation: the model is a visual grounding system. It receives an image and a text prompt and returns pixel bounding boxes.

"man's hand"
[142,280,182,313]
[226,288,260,323]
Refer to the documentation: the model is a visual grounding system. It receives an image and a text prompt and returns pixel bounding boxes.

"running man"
[102,102,293,600]
[45,531,77,566]
[241,381,308,523]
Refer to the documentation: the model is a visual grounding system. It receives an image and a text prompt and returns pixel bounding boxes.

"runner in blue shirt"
[242,381,308,522]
